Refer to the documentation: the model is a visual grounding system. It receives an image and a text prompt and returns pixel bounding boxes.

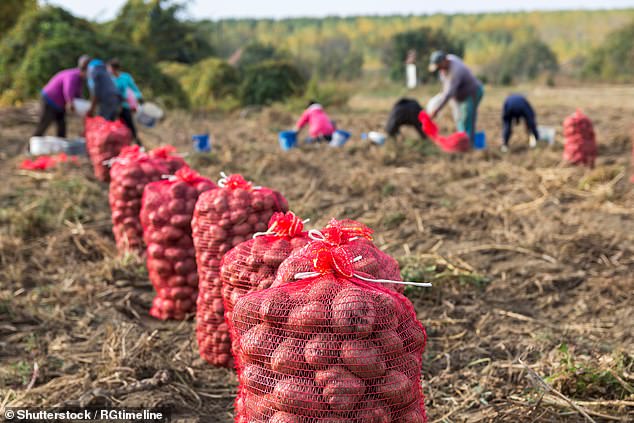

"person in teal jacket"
[107,58,143,145]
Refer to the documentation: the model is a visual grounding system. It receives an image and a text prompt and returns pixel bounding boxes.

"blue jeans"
[456,85,484,143]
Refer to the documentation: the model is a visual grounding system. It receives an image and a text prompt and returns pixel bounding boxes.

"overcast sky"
[45,0,634,21]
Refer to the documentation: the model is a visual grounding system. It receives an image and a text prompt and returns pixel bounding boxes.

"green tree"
[160,58,240,110]
[583,20,634,82]
[382,27,464,82]
[0,0,36,38]
[107,0,214,63]
[314,36,364,80]
[481,38,558,85]
[239,60,306,106]
[236,42,289,70]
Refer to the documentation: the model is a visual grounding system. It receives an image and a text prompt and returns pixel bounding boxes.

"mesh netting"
[563,109,597,168]
[273,219,403,293]
[148,145,188,174]
[140,167,216,320]
[220,211,310,358]
[109,146,169,255]
[193,174,289,367]
[85,116,132,182]
[231,240,427,422]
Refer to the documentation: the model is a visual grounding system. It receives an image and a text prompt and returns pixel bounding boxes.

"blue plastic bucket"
[192,134,211,152]
[474,131,486,150]
[330,130,351,147]
[278,131,297,151]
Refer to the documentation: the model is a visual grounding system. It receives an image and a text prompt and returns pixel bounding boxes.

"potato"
[304,334,340,368]
[319,367,365,411]
[287,301,329,334]
[245,392,277,420]
[371,293,401,330]
[269,412,300,423]
[340,339,386,378]
[263,239,292,266]
[400,409,426,423]
[377,370,416,405]
[147,243,164,259]
[331,288,376,339]
[162,226,185,242]
[241,364,276,394]
[174,259,196,276]
[399,322,427,353]
[306,275,341,303]
[392,353,421,377]
[170,214,191,228]
[271,339,307,376]
[272,377,323,414]
[373,330,404,356]
[259,290,292,326]
[240,324,280,362]
[356,404,391,423]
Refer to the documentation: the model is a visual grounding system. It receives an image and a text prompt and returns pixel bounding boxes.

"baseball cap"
[428,50,446,72]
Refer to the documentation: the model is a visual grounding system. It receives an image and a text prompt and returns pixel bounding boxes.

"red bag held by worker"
[193,173,288,367]
[231,238,427,423]
[109,145,187,255]
[563,109,597,168]
[418,110,470,153]
[85,116,133,182]
[273,218,403,293]
[220,211,310,354]
[140,167,216,320]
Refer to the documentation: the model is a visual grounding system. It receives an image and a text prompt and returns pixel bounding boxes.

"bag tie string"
[295,230,431,287]
[253,211,309,238]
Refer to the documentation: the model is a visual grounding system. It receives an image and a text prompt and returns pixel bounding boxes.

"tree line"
[1,0,633,109]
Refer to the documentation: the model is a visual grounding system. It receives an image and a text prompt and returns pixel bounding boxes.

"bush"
[583,21,634,82]
[382,27,464,82]
[481,38,558,85]
[303,77,351,108]
[161,58,240,110]
[237,42,290,70]
[239,60,306,106]
[0,6,187,107]
[314,36,364,81]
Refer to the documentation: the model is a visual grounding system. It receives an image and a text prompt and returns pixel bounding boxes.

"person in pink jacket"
[295,101,335,143]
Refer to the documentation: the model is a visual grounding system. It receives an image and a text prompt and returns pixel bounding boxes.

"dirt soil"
[1,87,633,422]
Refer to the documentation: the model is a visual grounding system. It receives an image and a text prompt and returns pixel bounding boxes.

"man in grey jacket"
[428,51,484,143]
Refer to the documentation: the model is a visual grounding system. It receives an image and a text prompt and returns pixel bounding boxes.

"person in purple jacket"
[34,55,90,138]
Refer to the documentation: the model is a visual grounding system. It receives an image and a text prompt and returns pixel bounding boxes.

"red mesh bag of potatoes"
[109,145,187,255]
[220,211,310,354]
[193,174,289,367]
[231,239,427,423]
[85,116,133,182]
[274,218,403,293]
[563,109,597,168]
[148,145,188,174]
[140,167,216,320]
[109,146,167,254]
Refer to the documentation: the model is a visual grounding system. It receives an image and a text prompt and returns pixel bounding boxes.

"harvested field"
[1,85,633,422]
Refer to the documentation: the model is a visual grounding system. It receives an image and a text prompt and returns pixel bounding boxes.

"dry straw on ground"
[1,86,633,421]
